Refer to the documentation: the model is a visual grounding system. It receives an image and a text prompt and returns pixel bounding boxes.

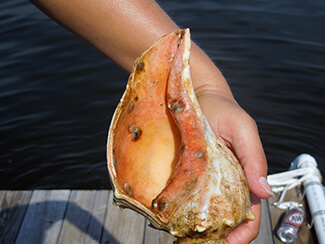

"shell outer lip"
[106,28,254,241]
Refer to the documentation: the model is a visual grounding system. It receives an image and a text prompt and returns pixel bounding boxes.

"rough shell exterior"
[107,29,255,243]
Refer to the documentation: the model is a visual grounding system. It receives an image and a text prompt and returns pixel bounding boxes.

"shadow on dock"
[0,199,119,244]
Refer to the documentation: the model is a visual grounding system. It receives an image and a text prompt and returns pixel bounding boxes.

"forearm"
[29,2,270,240]
[29,0,232,96]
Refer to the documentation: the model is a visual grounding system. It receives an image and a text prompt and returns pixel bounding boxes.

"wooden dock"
[0,189,308,244]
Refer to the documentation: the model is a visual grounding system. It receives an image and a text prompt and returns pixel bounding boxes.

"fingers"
[195,81,271,243]
[196,91,273,199]
[226,195,261,244]
[230,111,273,199]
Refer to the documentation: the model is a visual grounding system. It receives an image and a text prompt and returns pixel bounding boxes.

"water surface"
[1,0,324,189]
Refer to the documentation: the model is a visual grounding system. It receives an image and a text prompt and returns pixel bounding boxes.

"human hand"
[29,0,273,241]
[195,87,273,243]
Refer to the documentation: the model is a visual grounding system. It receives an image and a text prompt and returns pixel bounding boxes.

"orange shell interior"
[112,31,184,208]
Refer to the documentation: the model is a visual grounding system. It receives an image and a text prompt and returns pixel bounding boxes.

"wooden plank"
[0,191,5,204]
[0,191,33,243]
[143,219,176,243]
[104,192,273,244]
[83,190,110,244]
[102,192,145,244]
[15,190,71,244]
[0,190,278,243]
[268,186,317,244]
[252,199,273,244]
[57,190,107,244]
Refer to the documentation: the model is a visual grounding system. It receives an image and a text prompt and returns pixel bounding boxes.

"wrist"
[190,42,234,99]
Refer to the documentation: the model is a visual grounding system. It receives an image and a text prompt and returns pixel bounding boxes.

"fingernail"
[259,177,274,197]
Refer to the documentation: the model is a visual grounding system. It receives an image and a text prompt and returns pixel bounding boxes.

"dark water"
[1,0,324,189]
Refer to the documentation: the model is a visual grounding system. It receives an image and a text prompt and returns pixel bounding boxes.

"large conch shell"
[107,28,255,243]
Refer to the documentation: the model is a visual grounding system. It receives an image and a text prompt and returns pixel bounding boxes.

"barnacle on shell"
[107,28,254,243]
